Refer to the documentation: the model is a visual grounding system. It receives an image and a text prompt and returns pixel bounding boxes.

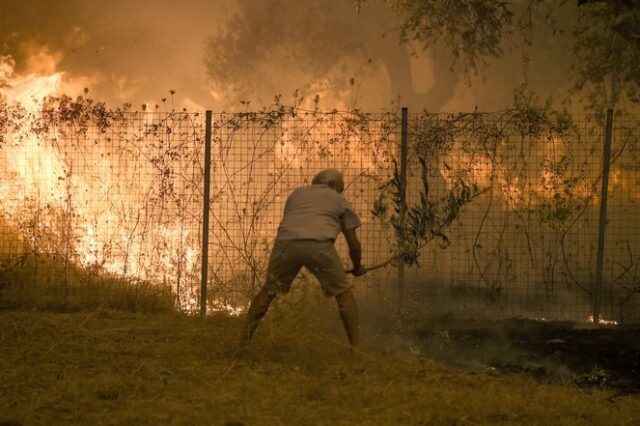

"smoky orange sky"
[1,0,574,112]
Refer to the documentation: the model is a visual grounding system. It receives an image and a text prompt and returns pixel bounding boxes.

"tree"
[381,0,514,76]
[374,0,640,110]
[204,0,462,111]
[573,0,640,109]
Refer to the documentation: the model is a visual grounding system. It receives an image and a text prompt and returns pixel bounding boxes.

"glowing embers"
[586,315,618,326]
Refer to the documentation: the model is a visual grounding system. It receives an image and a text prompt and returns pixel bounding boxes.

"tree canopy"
[204,0,464,111]
[382,0,514,74]
[372,0,640,110]
[207,0,640,111]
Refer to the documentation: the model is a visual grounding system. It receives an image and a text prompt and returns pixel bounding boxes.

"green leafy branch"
[373,155,487,267]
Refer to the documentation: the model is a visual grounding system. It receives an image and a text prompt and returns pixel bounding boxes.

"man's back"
[242,169,365,347]
[276,184,360,242]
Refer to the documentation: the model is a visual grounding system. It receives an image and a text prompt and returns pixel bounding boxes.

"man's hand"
[347,266,367,276]
[351,266,367,277]
[343,228,364,277]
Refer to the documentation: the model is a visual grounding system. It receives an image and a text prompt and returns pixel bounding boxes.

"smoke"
[0,0,579,112]
[1,0,232,109]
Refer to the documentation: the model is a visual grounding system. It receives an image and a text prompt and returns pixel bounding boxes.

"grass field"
[2,290,640,425]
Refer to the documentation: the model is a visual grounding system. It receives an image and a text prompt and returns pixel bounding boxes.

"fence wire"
[399,110,640,324]
[1,102,639,323]
[208,110,398,309]
[0,104,206,311]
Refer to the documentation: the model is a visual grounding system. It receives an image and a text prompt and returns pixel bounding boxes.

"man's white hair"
[312,168,344,187]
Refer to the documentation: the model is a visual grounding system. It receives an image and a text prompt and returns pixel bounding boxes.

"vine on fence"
[0,93,205,310]
[373,156,487,267]
[368,97,637,309]
[209,104,397,304]
[1,92,639,319]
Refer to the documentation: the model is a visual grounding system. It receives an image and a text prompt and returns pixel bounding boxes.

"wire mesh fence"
[208,109,398,310]
[397,110,640,324]
[1,100,639,323]
[0,100,206,310]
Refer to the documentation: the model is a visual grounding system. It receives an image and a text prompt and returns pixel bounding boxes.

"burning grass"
[1,290,640,425]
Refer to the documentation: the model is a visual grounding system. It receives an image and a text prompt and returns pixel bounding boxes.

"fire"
[500,179,522,210]
[0,55,70,256]
[0,54,209,312]
[0,51,393,318]
[0,55,62,108]
[586,315,618,326]
[14,50,614,318]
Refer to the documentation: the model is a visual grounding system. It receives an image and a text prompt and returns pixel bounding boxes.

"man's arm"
[343,227,366,276]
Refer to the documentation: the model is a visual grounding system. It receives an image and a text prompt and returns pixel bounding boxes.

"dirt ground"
[405,317,640,395]
[1,304,640,425]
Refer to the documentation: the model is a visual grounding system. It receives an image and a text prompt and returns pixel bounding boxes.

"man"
[242,168,366,347]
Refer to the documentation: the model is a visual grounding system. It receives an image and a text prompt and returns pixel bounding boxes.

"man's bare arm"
[343,228,365,276]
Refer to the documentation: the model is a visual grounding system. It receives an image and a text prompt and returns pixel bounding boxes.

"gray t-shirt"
[275,184,361,242]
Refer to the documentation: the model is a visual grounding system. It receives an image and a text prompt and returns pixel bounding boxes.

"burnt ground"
[405,318,640,395]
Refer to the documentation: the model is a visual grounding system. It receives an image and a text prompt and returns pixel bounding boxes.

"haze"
[1,0,573,112]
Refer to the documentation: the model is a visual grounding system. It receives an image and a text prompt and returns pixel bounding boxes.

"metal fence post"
[593,108,614,324]
[397,107,409,317]
[201,110,213,317]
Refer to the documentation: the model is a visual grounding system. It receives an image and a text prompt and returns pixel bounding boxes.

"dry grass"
[0,254,175,313]
[1,292,639,426]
